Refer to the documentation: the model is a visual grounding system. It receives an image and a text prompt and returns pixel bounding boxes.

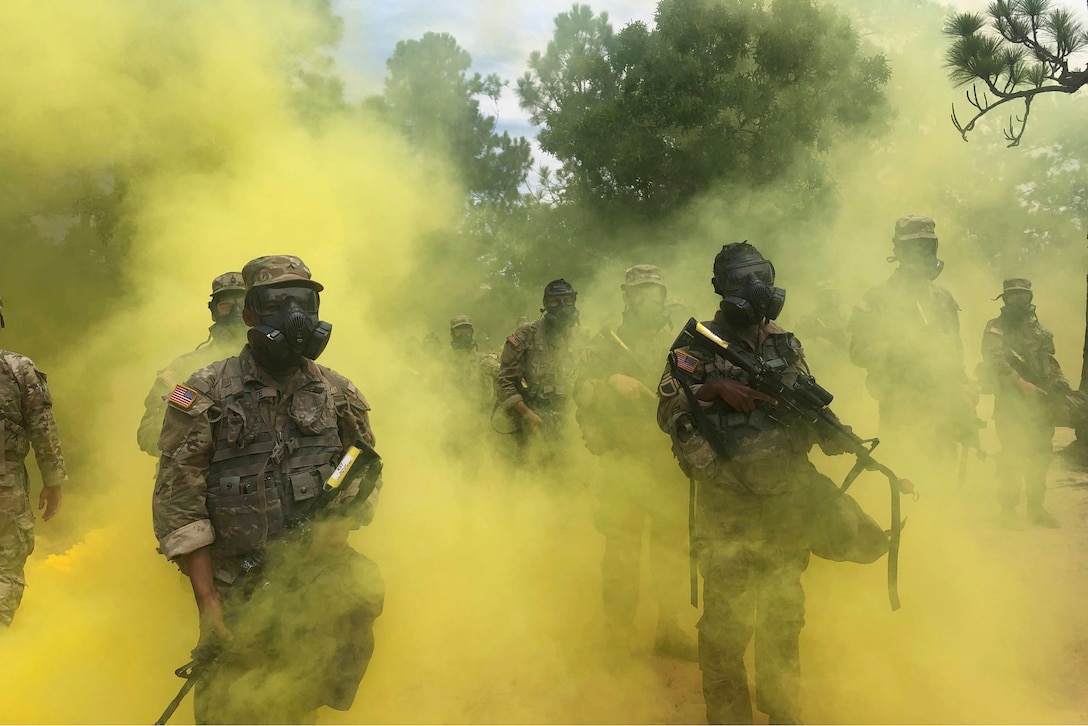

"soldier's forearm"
[179,546,219,612]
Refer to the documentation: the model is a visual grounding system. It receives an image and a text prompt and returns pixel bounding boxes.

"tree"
[371,32,532,209]
[944,0,1088,404]
[517,0,891,221]
[944,0,1088,147]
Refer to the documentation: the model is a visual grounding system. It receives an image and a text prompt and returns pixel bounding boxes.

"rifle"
[1005,350,1088,428]
[672,318,914,611]
[154,440,383,724]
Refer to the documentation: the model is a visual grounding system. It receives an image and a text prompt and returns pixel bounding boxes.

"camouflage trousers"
[595,455,688,632]
[695,478,810,725]
[0,465,34,627]
[194,544,385,724]
[994,407,1054,512]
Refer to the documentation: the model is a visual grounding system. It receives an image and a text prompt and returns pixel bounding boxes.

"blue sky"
[330,0,657,142]
[330,0,1085,151]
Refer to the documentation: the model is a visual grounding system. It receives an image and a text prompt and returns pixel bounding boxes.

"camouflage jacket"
[152,346,379,584]
[849,269,969,401]
[0,350,67,490]
[137,329,245,455]
[657,315,818,495]
[575,316,675,455]
[495,317,583,412]
[442,346,498,413]
[981,312,1067,406]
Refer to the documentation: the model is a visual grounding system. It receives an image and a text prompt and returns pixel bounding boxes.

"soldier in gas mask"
[981,279,1070,528]
[152,256,384,724]
[657,242,862,724]
[495,279,583,456]
[574,265,697,661]
[137,272,247,455]
[848,216,978,475]
[0,297,67,628]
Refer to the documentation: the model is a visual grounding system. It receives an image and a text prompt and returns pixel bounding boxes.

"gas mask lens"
[255,287,319,316]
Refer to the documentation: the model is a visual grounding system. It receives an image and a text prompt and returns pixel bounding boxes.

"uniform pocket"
[207,475,284,555]
[290,389,336,435]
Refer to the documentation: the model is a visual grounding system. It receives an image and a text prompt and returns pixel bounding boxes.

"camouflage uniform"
[153,257,384,723]
[137,272,247,455]
[658,312,827,724]
[443,315,497,413]
[849,217,975,468]
[0,346,67,626]
[981,279,1067,524]
[495,315,583,451]
[574,265,691,655]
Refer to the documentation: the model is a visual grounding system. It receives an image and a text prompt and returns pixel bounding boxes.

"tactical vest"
[686,324,811,466]
[203,358,346,559]
[523,324,578,407]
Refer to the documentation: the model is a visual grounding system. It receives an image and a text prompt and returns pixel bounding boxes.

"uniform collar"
[238,345,321,391]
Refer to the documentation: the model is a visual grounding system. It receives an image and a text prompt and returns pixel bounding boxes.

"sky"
[330,0,1088,147]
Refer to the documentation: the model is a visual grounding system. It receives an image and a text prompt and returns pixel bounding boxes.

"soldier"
[137,272,247,455]
[0,297,66,627]
[575,265,696,660]
[981,279,1068,528]
[849,216,978,472]
[444,314,495,412]
[152,256,384,723]
[657,243,854,724]
[495,279,583,456]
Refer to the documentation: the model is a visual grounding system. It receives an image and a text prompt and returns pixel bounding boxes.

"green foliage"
[371,32,532,208]
[944,0,1088,145]
[517,0,890,220]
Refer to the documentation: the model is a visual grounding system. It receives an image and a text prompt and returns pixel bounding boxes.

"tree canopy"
[944,0,1088,146]
[370,32,532,208]
[517,0,890,220]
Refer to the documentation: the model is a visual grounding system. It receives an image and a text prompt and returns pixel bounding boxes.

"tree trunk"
[1082,271,1088,392]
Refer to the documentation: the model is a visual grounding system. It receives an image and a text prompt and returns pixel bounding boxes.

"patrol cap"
[210,271,245,297]
[996,277,1033,300]
[543,279,576,297]
[621,264,666,290]
[450,314,473,330]
[893,216,938,243]
[665,296,685,308]
[242,255,323,292]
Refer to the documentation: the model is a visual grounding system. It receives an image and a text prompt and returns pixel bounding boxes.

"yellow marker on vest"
[324,443,363,492]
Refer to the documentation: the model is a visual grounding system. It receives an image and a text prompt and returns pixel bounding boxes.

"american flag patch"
[675,350,699,374]
[167,384,199,410]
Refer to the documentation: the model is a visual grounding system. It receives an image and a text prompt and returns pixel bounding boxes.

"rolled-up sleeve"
[152,401,214,560]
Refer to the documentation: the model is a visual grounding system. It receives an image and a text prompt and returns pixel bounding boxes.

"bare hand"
[696,378,777,413]
[198,595,233,645]
[1016,378,1045,396]
[38,486,61,521]
[519,404,544,431]
[608,373,653,401]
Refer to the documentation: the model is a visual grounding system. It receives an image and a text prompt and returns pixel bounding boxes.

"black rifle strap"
[688,476,698,608]
[668,353,735,463]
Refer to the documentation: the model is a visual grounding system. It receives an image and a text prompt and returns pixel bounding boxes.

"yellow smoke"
[2,0,1087,724]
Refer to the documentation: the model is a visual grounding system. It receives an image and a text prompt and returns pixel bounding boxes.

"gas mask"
[543,294,579,328]
[1001,294,1036,323]
[246,286,332,372]
[713,255,786,326]
[624,287,668,330]
[208,293,245,341]
[450,327,477,351]
[892,240,944,281]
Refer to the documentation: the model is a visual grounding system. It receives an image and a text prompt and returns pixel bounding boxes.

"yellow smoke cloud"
[2,0,1087,724]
